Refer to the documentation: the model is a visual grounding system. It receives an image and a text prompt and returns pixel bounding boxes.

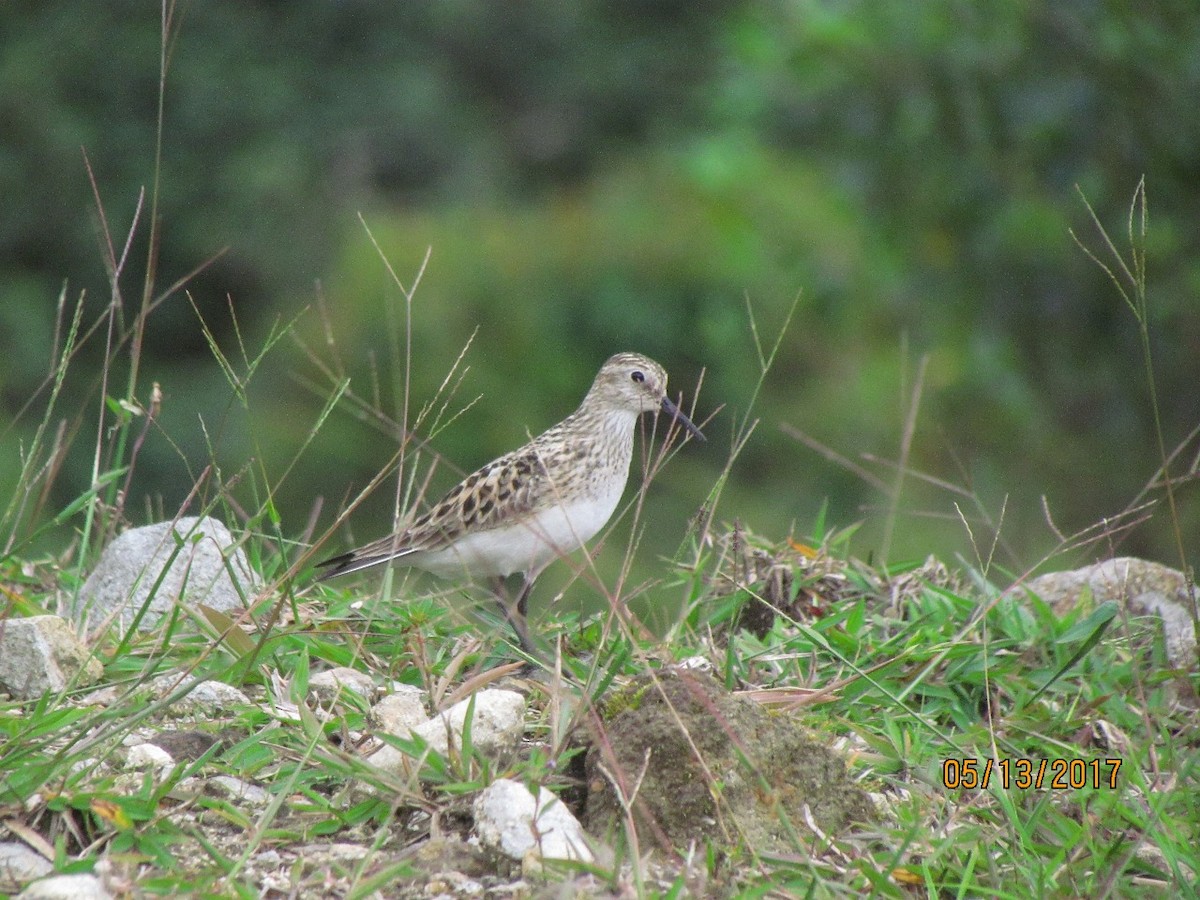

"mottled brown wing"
[406,448,549,548]
[314,448,551,580]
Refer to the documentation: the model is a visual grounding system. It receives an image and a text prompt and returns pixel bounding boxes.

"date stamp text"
[942,757,1122,790]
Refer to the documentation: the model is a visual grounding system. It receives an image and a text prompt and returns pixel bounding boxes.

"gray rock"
[1025,557,1198,669]
[0,616,103,699]
[74,516,256,632]
[17,873,111,899]
[474,779,593,863]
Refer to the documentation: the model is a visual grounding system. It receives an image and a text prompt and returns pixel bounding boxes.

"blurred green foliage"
[2,1,1198,582]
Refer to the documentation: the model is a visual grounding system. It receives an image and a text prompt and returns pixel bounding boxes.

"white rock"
[79,686,122,707]
[152,675,250,714]
[364,742,411,776]
[370,686,428,735]
[309,667,376,703]
[74,516,257,632]
[17,872,112,899]
[368,689,524,774]
[0,616,103,700]
[207,775,270,806]
[184,679,251,711]
[125,743,175,776]
[119,728,162,747]
[319,842,372,861]
[0,841,54,890]
[260,872,291,894]
[411,689,525,757]
[318,842,371,861]
[68,757,103,778]
[436,871,484,895]
[473,779,593,863]
[165,776,204,801]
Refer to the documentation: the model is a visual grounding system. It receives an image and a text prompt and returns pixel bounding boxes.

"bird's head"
[589,352,705,441]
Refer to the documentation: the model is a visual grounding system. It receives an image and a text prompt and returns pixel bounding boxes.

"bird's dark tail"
[314,550,395,581]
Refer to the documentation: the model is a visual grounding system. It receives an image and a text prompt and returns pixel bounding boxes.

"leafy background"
[3,1,1198,583]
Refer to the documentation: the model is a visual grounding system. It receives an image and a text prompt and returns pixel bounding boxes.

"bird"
[315,351,705,654]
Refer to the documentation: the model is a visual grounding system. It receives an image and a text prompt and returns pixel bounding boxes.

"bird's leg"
[514,572,534,620]
[488,575,538,658]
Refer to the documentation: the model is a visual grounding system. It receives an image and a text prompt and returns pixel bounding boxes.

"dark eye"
[630,370,645,383]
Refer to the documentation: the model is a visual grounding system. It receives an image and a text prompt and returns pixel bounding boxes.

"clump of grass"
[1070,179,1199,663]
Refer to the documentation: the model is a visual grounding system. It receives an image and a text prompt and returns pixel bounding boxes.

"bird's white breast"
[409,478,626,579]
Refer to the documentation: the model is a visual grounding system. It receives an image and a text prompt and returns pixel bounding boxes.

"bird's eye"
[630,370,645,383]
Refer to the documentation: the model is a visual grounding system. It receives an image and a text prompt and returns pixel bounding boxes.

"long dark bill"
[660,395,705,442]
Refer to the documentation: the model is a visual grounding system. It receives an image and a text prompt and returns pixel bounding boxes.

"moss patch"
[583,670,874,856]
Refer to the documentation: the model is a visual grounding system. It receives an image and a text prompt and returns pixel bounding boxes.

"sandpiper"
[317,352,704,652]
